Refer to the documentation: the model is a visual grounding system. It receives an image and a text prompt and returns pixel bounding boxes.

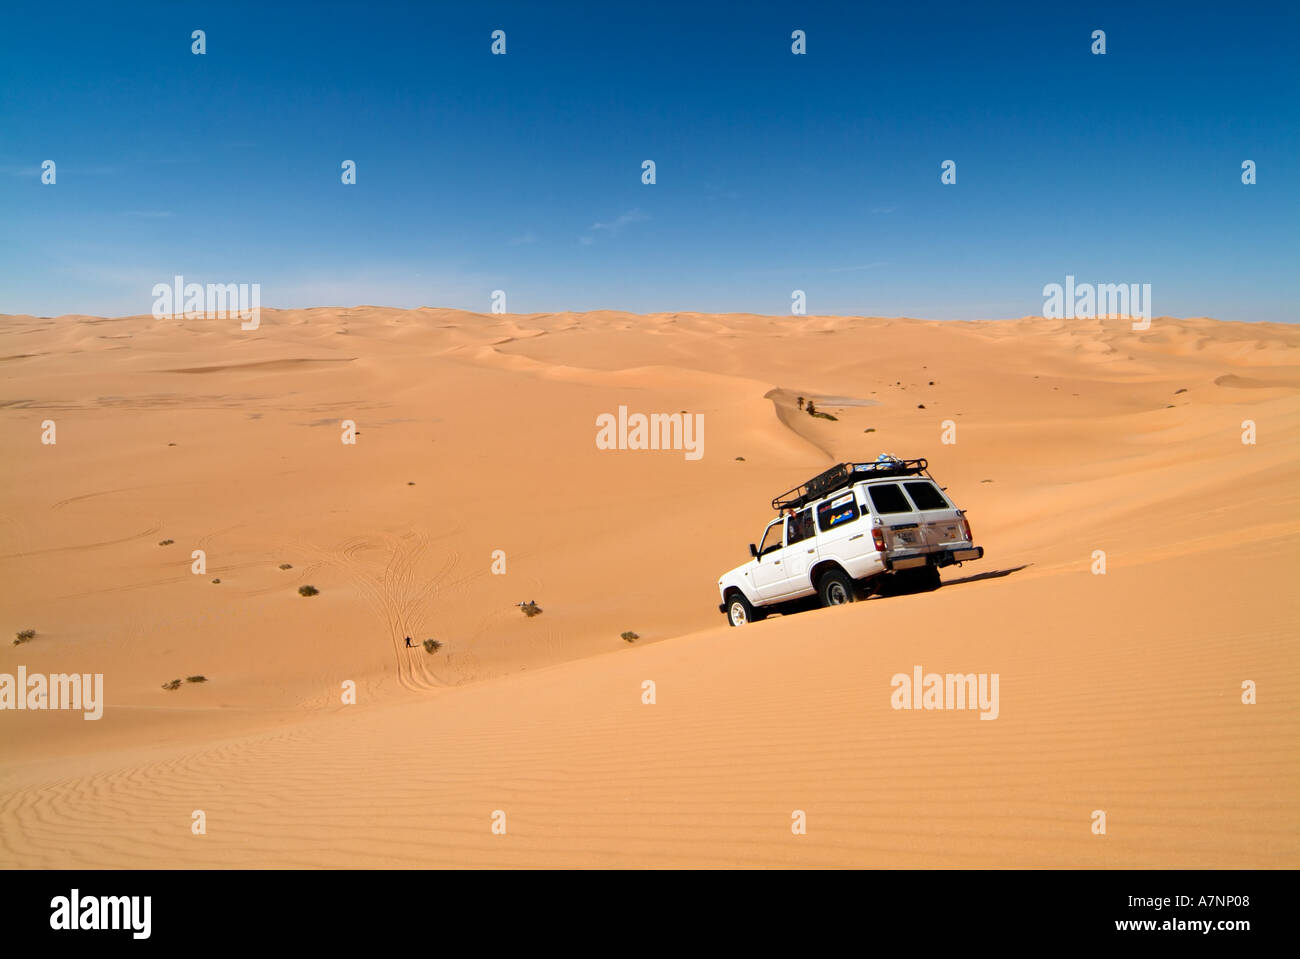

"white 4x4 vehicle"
[717,457,984,626]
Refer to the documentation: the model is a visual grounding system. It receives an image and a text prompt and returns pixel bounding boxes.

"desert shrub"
[278,563,293,570]
[211,578,221,584]
[159,539,174,546]
[162,679,182,691]
[621,631,639,642]
[423,639,443,653]
[298,585,319,597]
[186,675,207,683]
[520,601,542,617]
[14,629,36,645]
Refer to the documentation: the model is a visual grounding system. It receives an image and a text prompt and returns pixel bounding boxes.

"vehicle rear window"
[867,483,912,514]
[903,481,949,511]
[817,493,860,531]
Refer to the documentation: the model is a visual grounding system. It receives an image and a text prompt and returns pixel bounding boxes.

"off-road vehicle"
[717,457,984,626]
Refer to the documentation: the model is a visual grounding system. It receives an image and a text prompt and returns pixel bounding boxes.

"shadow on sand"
[940,564,1031,587]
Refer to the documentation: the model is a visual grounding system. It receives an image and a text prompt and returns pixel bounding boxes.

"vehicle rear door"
[899,480,968,549]
[864,481,928,562]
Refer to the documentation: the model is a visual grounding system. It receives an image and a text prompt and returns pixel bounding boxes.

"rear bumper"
[887,546,983,570]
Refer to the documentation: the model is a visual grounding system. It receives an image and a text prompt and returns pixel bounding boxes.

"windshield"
[758,520,785,556]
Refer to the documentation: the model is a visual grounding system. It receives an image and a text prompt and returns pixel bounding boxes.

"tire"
[725,592,763,627]
[816,568,858,607]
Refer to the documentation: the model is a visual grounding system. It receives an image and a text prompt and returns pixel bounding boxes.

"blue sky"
[2,0,1296,321]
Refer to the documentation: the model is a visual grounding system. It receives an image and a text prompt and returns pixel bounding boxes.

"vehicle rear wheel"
[725,592,763,627]
[817,569,858,607]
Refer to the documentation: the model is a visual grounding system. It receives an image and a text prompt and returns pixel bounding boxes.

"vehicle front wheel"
[725,592,763,627]
[816,569,858,607]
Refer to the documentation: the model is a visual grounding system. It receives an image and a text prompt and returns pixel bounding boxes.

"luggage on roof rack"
[771,457,929,512]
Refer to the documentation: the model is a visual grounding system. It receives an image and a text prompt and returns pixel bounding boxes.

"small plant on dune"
[423,638,443,653]
[298,585,319,597]
[159,539,174,546]
[863,427,876,433]
[278,563,293,570]
[806,401,838,421]
[1174,388,1188,394]
[186,675,207,684]
[917,403,926,409]
[621,631,639,643]
[735,456,745,461]
[14,629,36,645]
[211,578,221,584]
[519,601,542,617]
[162,679,182,691]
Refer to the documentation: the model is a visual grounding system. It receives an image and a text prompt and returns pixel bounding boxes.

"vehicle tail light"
[872,527,887,552]
[960,516,973,542]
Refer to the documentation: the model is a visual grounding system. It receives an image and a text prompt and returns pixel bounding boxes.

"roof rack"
[772,458,930,512]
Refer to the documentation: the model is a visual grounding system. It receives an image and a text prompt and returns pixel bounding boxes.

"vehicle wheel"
[817,569,858,607]
[725,592,762,627]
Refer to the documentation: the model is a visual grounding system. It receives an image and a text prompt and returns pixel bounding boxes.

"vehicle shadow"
[941,564,1031,587]
[863,563,1031,601]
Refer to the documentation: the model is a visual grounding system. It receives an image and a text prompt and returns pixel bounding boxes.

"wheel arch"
[808,559,851,590]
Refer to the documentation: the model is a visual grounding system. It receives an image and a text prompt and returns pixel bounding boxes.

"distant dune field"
[1,308,1297,866]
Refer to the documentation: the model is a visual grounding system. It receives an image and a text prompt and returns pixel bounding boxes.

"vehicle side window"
[903,481,950,511]
[787,508,814,545]
[817,493,860,531]
[867,483,912,514]
[759,521,785,556]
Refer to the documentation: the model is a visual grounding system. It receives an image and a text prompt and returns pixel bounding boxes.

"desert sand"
[1,307,1297,867]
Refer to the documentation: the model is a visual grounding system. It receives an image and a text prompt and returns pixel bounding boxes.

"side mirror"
[749,543,758,559]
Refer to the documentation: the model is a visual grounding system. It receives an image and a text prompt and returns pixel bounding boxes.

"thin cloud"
[823,261,886,273]
[581,208,649,244]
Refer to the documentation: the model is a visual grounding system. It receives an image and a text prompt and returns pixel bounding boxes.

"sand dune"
[1,308,1297,866]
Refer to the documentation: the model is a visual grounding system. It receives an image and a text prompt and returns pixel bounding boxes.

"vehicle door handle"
[849,533,864,541]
